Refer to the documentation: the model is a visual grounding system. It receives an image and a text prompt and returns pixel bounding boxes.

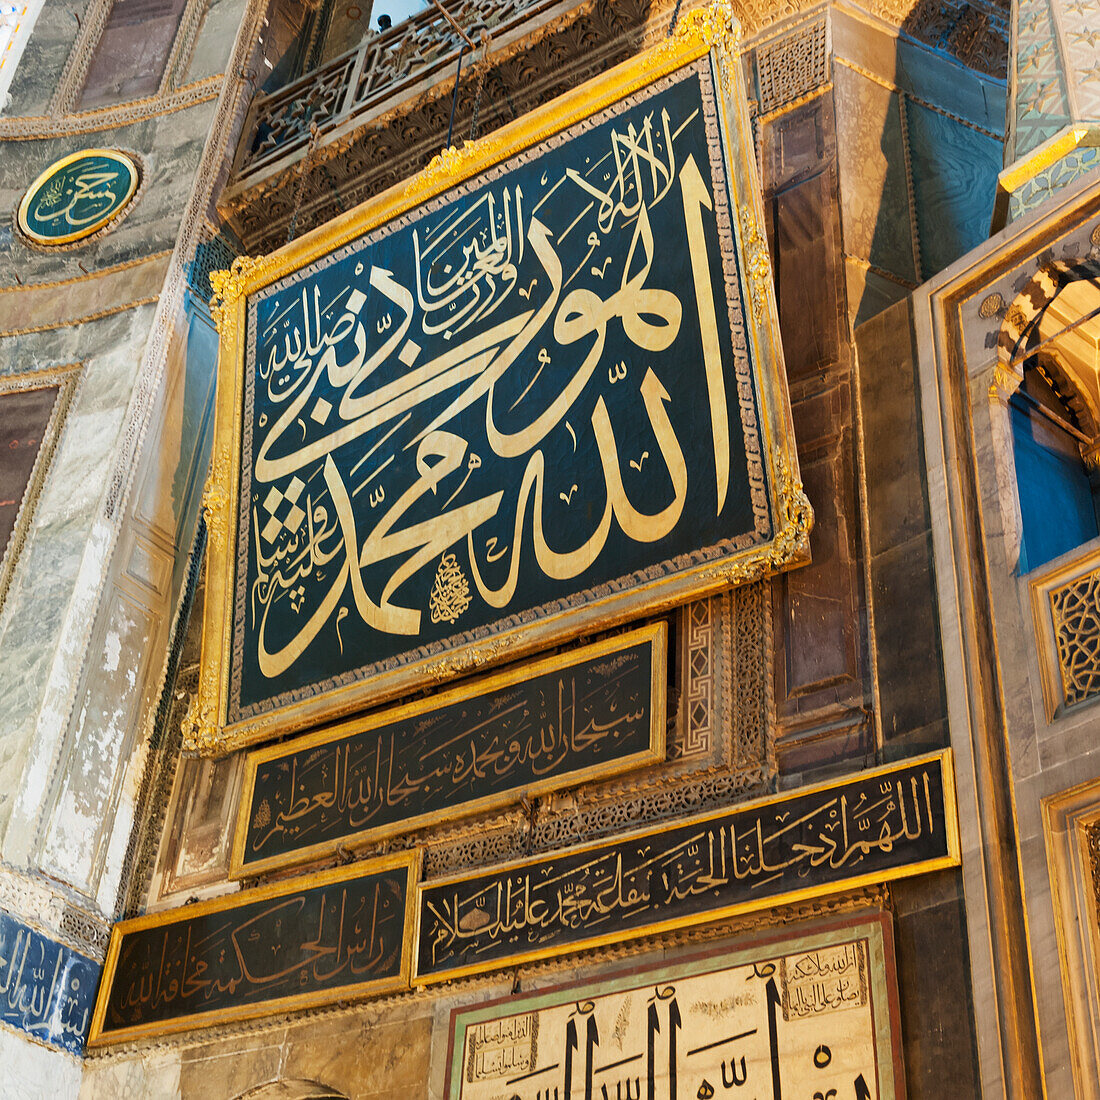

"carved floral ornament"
[188,0,808,757]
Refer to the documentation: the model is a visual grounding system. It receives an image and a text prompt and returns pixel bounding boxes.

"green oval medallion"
[17,149,139,246]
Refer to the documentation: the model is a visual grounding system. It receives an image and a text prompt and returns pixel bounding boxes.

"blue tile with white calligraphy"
[0,909,99,1056]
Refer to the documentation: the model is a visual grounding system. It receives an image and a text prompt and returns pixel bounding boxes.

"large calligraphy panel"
[415,751,958,981]
[443,914,903,1099]
[232,622,666,878]
[87,852,417,1045]
[192,6,809,754]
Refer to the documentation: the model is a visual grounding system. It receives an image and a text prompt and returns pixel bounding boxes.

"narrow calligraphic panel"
[443,914,903,1099]
[196,17,810,753]
[233,623,666,877]
[88,852,417,1045]
[0,910,99,1056]
[416,750,958,981]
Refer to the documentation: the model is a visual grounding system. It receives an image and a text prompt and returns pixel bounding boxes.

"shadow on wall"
[853,0,1007,326]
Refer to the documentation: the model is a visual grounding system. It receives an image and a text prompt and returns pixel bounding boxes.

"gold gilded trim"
[0,250,172,294]
[0,296,159,338]
[192,0,809,755]
[229,622,668,878]
[86,849,420,1047]
[0,79,223,141]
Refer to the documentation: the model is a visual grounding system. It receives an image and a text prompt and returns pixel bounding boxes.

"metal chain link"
[287,120,322,245]
[470,32,492,141]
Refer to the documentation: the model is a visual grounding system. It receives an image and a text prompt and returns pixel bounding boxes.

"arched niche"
[991,262,1100,571]
[232,1079,350,1100]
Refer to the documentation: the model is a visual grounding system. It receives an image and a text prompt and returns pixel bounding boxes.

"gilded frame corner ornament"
[193,0,807,756]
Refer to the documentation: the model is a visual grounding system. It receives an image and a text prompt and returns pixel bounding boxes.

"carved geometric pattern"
[421,767,769,878]
[681,597,716,758]
[188,230,240,299]
[0,866,109,961]
[244,54,358,171]
[1051,566,1100,706]
[730,579,770,771]
[1009,145,1100,219]
[1060,0,1100,121]
[1012,0,1073,157]
[756,14,827,115]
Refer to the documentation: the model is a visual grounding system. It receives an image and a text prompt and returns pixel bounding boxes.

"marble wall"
[0,0,260,1078]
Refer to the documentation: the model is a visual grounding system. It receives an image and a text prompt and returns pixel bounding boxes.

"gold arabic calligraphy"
[246,87,738,685]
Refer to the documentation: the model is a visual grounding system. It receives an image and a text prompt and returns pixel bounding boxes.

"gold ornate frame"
[187,0,810,757]
[87,849,420,1046]
[230,621,668,879]
[412,749,960,984]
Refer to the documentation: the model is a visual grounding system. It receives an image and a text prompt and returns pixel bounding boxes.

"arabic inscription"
[232,59,769,722]
[17,150,139,245]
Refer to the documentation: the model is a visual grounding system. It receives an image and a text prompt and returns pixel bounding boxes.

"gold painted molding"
[993,127,1100,231]
[0,250,169,335]
[0,78,223,141]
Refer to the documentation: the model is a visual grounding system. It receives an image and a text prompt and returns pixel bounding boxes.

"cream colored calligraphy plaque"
[444,914,902,1099]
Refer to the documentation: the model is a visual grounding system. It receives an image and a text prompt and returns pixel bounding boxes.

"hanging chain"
[666,0,684,37]
[287,120,322,245]
[469,32,492,141]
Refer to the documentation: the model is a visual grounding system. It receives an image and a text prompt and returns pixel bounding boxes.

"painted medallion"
[17,149,139,245]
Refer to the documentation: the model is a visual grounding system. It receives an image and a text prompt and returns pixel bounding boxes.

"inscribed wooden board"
[232,622,666,877]
[88,851,418,1045]
[415,750,959,982]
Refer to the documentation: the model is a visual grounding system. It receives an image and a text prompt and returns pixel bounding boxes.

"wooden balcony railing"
[233,0,574,186]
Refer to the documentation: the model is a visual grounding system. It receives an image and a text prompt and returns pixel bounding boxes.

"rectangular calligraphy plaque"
[195,18,808,753]
[232,622,666,878]
[415,751,959,982]
[87,851,418,1045]
[442,913,904,1099]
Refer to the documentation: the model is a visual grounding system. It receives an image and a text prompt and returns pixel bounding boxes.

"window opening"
[77,0,190,109]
